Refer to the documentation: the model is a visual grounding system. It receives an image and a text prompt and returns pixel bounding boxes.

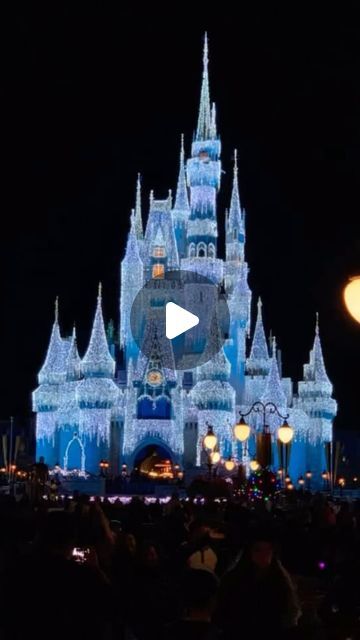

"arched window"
[233,228,237,240]
[208,243,215,258]
[197,242,206,258]
[189,243,196,258]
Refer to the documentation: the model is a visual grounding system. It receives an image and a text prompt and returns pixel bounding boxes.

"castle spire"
[123,211,143,264]
[261,335,287,407]
[54,296,59,324]
[196,33,211,141]
[38,297,65,384]
[312,313,331,385]
[66,324,81,381]
[174,134,190,212]
[81,287,115,378]
[247,298,270,375]
[134,173,143,240]
[228,149,242,229]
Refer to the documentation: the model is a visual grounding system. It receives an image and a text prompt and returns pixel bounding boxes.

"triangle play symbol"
[166,302,199,340]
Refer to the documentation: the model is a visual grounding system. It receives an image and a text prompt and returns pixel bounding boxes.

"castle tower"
[182,34,223,284]
[120,212,144,361]
[190,315,235,464]
[226,150,246,276]
[77,285,118,473]
[33,298,70,465]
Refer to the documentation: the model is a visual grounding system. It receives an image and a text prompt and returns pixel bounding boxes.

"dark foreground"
[0,491,359,640]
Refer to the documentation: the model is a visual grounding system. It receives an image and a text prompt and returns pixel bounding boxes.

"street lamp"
[298,476,305,488]
[202,424,218,480]
[233,415,251,442]
[249,459,260,472]
[305,470,312,490]
[237,402,293,473]
[322,470,329,491]
[203,424,217,452]
[278,420,294,444]
[211,451,221,465]
[224,457,236,472]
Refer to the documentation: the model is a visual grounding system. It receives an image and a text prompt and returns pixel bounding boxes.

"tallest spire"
[196,33,212,141]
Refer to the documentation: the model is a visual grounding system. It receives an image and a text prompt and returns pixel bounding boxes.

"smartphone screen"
[72,547,90,564]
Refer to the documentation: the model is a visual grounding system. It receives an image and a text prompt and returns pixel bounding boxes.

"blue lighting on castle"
[32,35,337,487]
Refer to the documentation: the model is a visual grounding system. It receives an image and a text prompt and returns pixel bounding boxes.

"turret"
[172,134,190,259]
[183,35,221,277]
[81,284,115,378]
[246,298,271,376]
[143,191,179,277]
[120,213,144,358]
[226,150,245,264]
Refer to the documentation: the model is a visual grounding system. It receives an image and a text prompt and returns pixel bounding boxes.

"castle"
[33,36,337,486]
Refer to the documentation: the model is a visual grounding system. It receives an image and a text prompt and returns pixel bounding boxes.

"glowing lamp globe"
[211,451,221,464]
[278,420,294,444]
[344,276,360,323]
[224,458,235,472]
[234,417,251,442]
[321,470,328,480]
[203,425,217,451]
[298,476,305,486]
[287,483,294,490]
[249,460,260,472]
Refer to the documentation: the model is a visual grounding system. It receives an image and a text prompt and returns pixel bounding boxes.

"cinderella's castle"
[33,36,337,485]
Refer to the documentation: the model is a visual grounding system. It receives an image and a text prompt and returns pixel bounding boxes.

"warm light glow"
[152,263,165,279]
[321,470,328,480]
[233,417,251,442]
[287,483,294,490]
[249,460,260,472]
[153,246,166,258]
[353,477,358,482]
[298,476,305,485]
[305,470,312,479]
[338,477,345,486]
[203,425,217,451]
[344,276,360,323]
[224,458,235,472]
[285,475,291,483]
[277,420,294,444]
[211,451,221,464]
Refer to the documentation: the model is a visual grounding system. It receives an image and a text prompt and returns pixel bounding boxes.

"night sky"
[2,5,360,433]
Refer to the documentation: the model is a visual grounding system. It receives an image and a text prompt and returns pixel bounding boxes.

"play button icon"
[165,302,199,339]
[130,270,230,370]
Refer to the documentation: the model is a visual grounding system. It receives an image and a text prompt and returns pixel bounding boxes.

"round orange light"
[344,277,360,323]
[211,451,221,464]
[234,419,251,442]
[224,458,235,472]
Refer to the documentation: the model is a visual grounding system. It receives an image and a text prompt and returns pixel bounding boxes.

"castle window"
[197,242,206,258]
[208,243,215,258]
[152,263,164,279]
[189,243,196,258]
[153,246,165,258]
[233,228,237,239]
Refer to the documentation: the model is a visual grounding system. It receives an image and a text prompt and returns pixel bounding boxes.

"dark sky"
[1,4,360,432]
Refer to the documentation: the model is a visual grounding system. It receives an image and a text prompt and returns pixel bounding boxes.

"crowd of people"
[0,489,359,639]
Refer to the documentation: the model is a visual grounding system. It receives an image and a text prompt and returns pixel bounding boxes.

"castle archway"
[131,440,175,480]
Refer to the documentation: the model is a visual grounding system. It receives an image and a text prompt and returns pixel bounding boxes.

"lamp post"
[202,423,218,480]
[305,470,312,491]
[235,402,294,475]
[322,470,329,492]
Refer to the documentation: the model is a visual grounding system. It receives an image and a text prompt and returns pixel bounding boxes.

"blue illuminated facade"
[33,36,337,486]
